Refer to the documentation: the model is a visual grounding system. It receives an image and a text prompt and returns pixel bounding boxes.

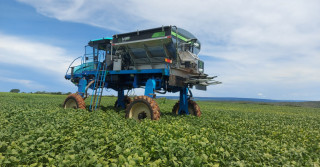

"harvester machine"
[64,26,220,120]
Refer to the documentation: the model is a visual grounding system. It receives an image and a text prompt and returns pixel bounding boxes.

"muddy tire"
[125,96,160,121]
[63,93,86,109]
[172,100,201,117]
[114,95,132,109]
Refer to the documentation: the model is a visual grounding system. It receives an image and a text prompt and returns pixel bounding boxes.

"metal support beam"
[117,88,125,109]
[144,79,156,98]
[143,44,153,63]
[179,87,189,115]
[162,44,171,58]
[125,46,137,69]
[133,75,138,88]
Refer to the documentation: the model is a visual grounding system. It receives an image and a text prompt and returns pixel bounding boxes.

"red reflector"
[167,36,171,39]
[112,44,115,46]
[165,58,172,63]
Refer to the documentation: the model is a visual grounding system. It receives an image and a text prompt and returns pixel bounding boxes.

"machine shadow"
[100,105,124,112]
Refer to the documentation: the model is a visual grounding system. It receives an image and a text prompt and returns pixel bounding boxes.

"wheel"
[172,100,201,117]
[114,95,132,108]
[125,96,160,121]
[63,93,86,109]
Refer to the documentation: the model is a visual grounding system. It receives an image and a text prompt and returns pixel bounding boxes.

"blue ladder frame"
[89,53,107,111]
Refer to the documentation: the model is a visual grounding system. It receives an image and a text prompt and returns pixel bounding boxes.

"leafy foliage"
[9,89,20,93]
[0,92,320,166]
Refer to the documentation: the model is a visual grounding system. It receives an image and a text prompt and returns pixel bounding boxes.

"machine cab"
[67,38,113,78]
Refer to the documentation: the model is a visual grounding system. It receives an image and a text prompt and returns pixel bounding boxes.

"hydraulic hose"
[84,80,95,99]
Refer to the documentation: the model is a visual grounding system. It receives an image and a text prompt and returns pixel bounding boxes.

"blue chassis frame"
[65,68,191,115]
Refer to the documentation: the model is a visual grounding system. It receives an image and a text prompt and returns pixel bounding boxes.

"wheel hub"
[130,102,151,121]
[138,112,147,120]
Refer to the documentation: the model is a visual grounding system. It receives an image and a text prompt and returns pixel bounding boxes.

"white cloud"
[0,76,45,89]
[0,33,76,92]
[0,33,72,75]
[16,0,320,100]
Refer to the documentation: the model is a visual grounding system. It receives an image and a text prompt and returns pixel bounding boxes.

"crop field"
[0,92,320,166]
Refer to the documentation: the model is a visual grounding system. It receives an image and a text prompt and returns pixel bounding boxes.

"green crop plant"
[0,92,320,166]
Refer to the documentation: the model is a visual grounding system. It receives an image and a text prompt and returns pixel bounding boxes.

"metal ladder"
[89,55,107,111]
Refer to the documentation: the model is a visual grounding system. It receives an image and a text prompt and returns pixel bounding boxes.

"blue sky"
[0,0,319,100]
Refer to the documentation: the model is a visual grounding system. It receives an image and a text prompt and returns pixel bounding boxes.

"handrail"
[65,56,82,76]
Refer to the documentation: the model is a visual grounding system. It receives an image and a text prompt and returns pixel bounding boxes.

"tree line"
[10,89,71,95]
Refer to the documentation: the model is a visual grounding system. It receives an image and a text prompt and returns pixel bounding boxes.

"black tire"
[172,100,201,117]
[125,96,160,121]
[63,93,86,109]
[114,95,132,109]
